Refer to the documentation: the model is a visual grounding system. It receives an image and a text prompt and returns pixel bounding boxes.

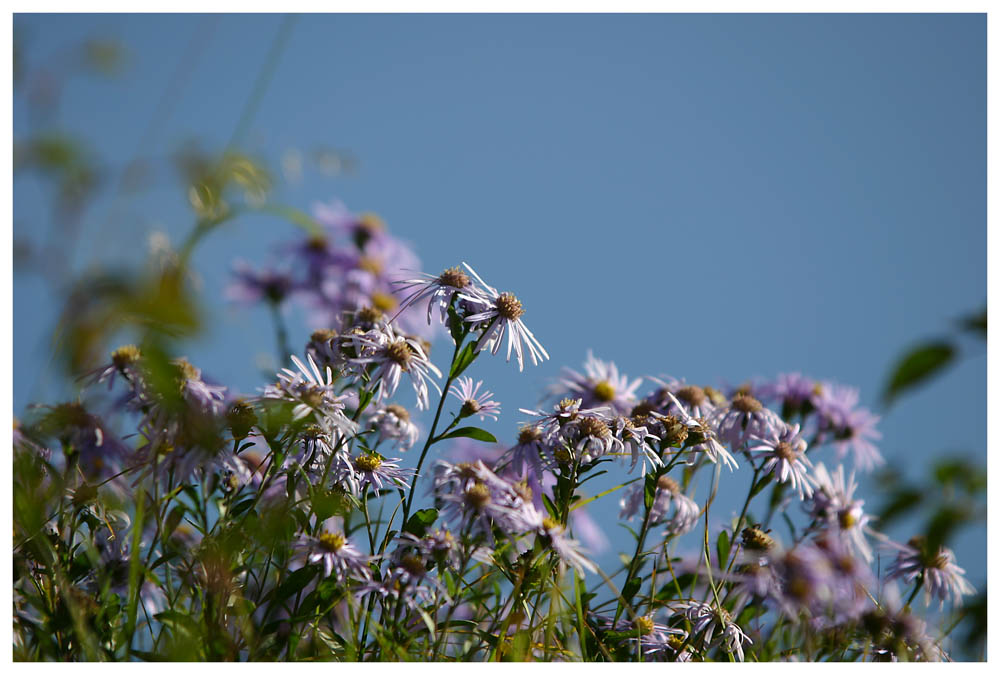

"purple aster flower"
[619,475,700,536]
[519,397,613,439]
[612,414,663,474]
[806,462,874,561]
[338,453,411,497]
[460,263,549,372]
[747,423,814,500]
[536,517,597,576]
[367,403,420,451]
[552,351,643,416]
[226,259,295,306]
[651,379,720,420]
[758,372,817,415]
[350,323,442,410]
[434,460,540,539]
[79,343,144,393]
[261,353,358,439]
[448,376,502,421]
[665,392,739,471]
[814,382,884,471]
[885,537,975,608]
[391,265,488,328]
[712,392,784,449]
[297,528,373,582]
[499,424,549,476]
[37,403,129,480]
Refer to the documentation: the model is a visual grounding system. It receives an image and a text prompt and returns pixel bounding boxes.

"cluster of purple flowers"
[13,195,977,663]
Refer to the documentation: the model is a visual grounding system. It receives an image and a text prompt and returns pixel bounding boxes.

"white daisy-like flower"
[747,423,814,499]
[338,452,411,497]
[368,403,420,451]
[651,379,720,420]
[391,265,487,326]
[499,424,548,476]
[806,462,874,561]
[448,376,502,421]
[552,351,643,415]
[350,323,442,410]
[665,393,739,471]
[612,415,663,474]
[519,398,613,438]
[712,392,784,449]
[261,353,358,439]
[460,263,549,372]
[297,530,373,582]
[885,537,975,608]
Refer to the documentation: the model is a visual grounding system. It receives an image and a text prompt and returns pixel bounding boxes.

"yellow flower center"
[319,532,346,553]
[355,454,383,472]
[593,380,616,402]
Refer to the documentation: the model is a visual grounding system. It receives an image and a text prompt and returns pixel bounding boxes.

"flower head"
[552,351,643,415]
[350,323,442,410]
[461,263,549,371]
[448,376,502,421]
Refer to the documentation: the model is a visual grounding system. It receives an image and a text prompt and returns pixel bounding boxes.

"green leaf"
[878,488,923,526]
[439,426,498,444]
[403,508,438,538]
[750,473,775,499]
[883,341,956,407]
[716,530,731,567]
[449,342,478,379]
[274,566,318,605]
[621,577,642,604]
[643,473,658,512]
[958,307,986,339]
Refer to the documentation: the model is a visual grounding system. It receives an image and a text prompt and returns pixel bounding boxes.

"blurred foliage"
[882,305,985,408]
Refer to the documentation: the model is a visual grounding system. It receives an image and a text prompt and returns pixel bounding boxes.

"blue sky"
[13,13,986,620]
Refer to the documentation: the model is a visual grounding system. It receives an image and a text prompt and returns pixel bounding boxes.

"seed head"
[576,416,609,438]
[439,266,470,288]
[384,404,410,422]
[384,340,412,368]
[464,482,492,509]
[731,393,763,414]
[517,425,543,444]
[656,475,680,494]
[676,385,706,408]
[495,292,525,321]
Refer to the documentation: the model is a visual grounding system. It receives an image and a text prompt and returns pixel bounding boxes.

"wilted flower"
[673,601,752,662]
[666,392,739,471]
[619,475,700,536]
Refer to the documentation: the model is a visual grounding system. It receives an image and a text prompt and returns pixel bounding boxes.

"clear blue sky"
[13,13,986,610]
